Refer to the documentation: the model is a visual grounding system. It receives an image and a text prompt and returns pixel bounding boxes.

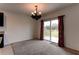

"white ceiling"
[0,3,73,15]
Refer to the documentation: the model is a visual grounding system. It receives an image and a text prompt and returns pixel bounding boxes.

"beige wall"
[0,10,36,45]
[37,4,79,51]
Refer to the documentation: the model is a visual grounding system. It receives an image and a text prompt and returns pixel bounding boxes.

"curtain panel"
[40,20,44,40]
[58,15,64,47]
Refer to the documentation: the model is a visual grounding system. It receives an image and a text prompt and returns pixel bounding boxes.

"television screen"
[0,13,4,26]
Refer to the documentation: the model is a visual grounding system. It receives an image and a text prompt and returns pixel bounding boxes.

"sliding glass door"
[43,18,58,43]
[43,21,51,41]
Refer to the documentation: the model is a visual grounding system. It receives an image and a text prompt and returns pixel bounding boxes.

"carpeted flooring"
[11,40,76,55]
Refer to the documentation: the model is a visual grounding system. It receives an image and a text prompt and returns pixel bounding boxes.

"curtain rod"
[41,15,65,21]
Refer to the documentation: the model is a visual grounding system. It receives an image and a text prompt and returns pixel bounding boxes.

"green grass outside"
[44,29,58,38]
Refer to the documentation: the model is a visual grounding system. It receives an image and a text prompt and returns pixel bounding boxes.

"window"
[43,18,58,43]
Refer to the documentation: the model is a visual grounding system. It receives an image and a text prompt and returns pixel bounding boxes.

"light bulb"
[31,12,33,14]
[31,12,35,15]
[34,11,36,13]
[39,12,41,15]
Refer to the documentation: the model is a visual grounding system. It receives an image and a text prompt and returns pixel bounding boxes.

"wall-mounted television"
[0,13,4,26]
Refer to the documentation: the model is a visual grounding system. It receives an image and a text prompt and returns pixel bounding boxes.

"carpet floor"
[11,40,76,55]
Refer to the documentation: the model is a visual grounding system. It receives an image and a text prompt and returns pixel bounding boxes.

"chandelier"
[31,5,42,20]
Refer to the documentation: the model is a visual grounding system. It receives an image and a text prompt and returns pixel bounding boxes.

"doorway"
[43,18,58,43]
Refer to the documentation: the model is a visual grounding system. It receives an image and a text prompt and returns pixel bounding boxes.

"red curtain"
[40,20,44,40]
[58,15,64,47]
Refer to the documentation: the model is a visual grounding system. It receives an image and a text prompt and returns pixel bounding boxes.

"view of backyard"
[44,19,58,43]
[44,30,58,37]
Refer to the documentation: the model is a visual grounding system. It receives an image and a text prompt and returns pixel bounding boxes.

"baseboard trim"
[64,47,79,55]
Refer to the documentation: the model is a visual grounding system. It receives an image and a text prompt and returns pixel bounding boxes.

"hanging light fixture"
[31,5,42,20]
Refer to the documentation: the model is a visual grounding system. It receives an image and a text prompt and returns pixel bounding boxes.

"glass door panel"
[43,21,51,41]
[51,19,58,43]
